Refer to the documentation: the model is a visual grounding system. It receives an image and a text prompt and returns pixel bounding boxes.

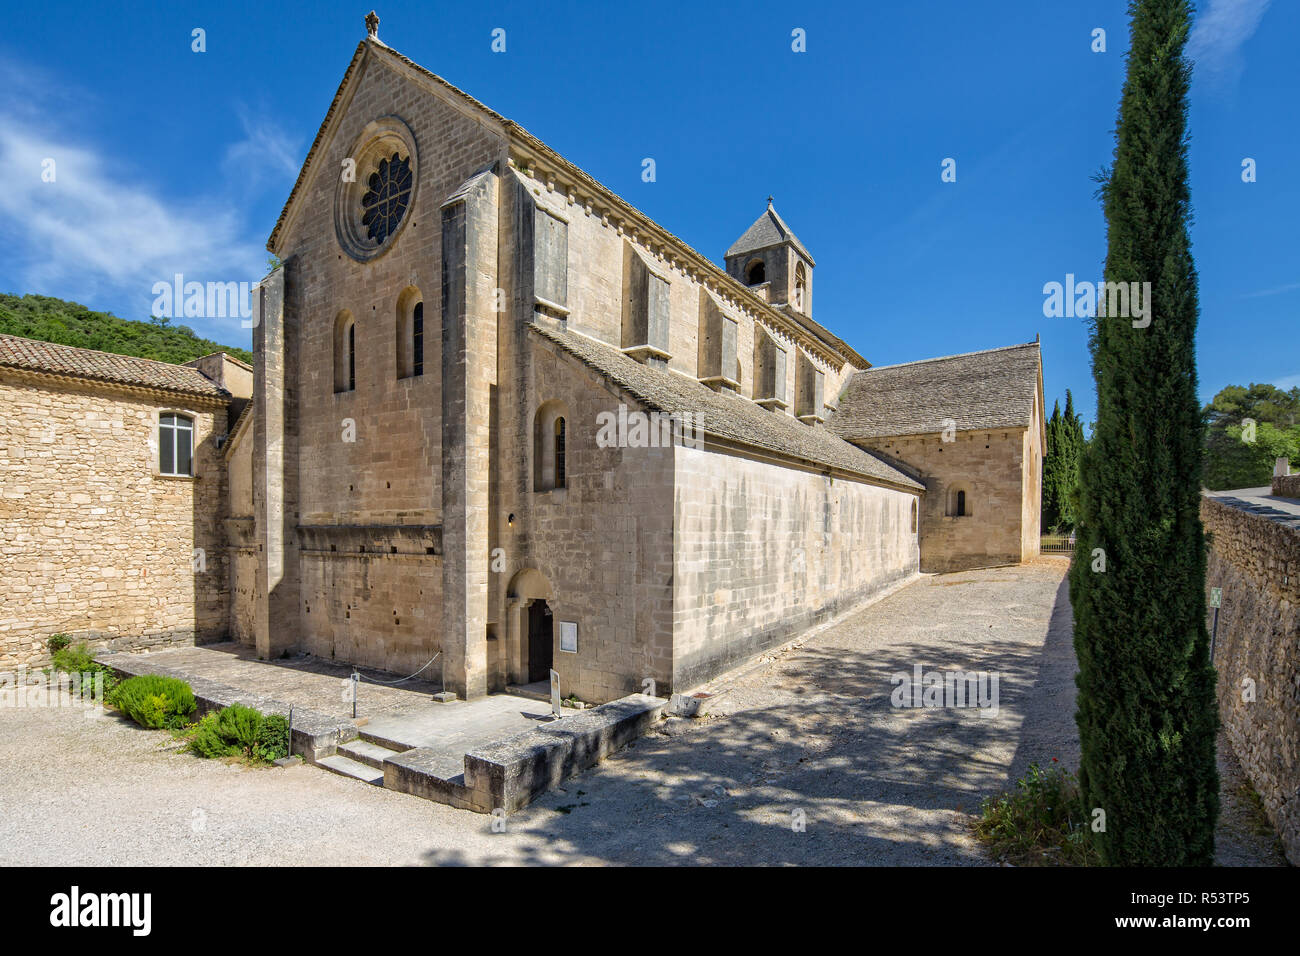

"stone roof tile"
[531,324,922,491]
[726,204,814,264]
[830,342,1041,441]
[0,334,229,400]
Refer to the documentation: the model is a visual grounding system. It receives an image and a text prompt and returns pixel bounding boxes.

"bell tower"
[724,198,814,317]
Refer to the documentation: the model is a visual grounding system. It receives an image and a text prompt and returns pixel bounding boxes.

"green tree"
[1068,0,1219,865]
[1203,382,1300,429]
[0,293,252,365]
[1205,420,1300,490]
[1042,390,1088,533]
[1202,383,1300,489]
[1043,399,1063,531]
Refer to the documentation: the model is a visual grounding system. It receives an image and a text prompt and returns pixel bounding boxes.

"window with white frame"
[159,413,194,476]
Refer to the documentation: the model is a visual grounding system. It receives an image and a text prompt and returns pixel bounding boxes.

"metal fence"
[1040,534,1076,555]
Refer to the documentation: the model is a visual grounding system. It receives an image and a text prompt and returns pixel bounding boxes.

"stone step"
[506,682,551,703]
[358,727,414,752]
[337,738,405,770]
[317,753,384,786]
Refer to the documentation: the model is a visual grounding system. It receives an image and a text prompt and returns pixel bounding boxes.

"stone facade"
[240,34,938,703]
[672,444,919,688]
[0,370,230,668]
[1201,494,1300,863]
[866,423,1042,573]
[0,28,1043,701]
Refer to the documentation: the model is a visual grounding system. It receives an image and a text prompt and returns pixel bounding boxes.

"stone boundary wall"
[1273,474,1300,498]
[1200,495,1300,863]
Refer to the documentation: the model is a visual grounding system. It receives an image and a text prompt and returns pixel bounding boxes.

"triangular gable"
[268,38,508,254]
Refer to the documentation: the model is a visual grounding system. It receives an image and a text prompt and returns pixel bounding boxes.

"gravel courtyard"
[0,561,1283,865]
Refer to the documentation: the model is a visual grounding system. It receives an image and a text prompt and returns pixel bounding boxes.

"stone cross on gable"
[366,11,380,39]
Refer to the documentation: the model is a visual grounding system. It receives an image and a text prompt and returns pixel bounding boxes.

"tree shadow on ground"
[415,579,1077,866]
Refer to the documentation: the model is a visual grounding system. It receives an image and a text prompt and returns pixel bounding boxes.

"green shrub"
[189,712,241,758]
[48,642,117,699]
[974,761,1100,866]
[107,674,196,729]
[253,713,290,762]
[51,643,97,674]
[188,703,275,761]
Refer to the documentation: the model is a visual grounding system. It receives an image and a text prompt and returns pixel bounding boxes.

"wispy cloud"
[222,104,302,192]
[0,61,294,337]
[1187,0,1271,91]
[1241,281,1300,298]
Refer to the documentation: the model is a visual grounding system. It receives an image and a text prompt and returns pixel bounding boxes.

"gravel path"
[0,561,1282,865]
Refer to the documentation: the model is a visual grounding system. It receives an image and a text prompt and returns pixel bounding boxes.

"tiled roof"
[726,204,815,265]
[0,334,229,400]
[531,324,923,491]
[830,343,1041,441]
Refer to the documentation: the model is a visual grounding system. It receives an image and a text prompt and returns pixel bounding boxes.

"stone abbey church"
[0,21,1044,702]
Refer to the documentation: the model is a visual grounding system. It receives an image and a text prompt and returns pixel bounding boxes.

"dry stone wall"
[1201,495,1300,863]
[1273,474,1300,498]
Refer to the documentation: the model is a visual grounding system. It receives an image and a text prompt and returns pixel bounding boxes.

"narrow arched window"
[396,288,424,379]
[745,259,765,285]
[334,310,356,393]
[555,417,566,489]
[412,301,424,377]
[794,262,807,312]
[533,400,570,492]
[348,323,356,391]
[957,490,966,517]
[159,412,194,476]
[910,499,918,533]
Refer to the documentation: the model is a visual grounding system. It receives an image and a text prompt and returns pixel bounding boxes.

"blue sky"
[1,0,1294,426]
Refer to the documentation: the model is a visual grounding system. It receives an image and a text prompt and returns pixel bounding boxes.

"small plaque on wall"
[559,621,578,653]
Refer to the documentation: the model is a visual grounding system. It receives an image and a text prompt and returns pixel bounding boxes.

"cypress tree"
[1043,400,1063,532]
[1060,390,1084,529]
[1063,391,1087,529]
[1068,0,1219,865]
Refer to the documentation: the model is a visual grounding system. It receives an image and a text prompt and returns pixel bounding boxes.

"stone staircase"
[317,735,408,787]
[314,694,668,813]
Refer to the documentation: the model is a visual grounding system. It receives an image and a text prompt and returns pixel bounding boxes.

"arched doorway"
[505,567,554,687]
[527,600,554,683]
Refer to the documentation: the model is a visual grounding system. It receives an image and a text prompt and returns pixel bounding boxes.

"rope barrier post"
[351,670,359,719]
